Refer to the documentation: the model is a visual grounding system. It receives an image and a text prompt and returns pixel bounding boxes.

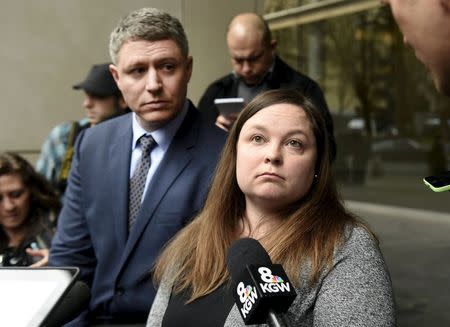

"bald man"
[382,0,450,96]
[198,13,335,153]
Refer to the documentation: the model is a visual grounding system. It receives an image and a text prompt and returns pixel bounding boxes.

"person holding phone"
[197,13,335,157]
[0,152,60,268]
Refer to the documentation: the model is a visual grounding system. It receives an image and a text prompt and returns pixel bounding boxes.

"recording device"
[226,238,296,326]
[43,281,91,327]
[214,98,245,116]
[423,171,450,192]
[0,267,81,327]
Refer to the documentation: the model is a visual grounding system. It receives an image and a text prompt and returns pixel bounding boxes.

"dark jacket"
[198,56,336,159]
[49,103,226,324]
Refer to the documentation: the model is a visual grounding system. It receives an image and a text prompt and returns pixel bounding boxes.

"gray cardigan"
[147,226,396,327]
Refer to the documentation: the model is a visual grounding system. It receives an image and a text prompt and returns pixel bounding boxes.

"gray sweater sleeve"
[146,266,177,327]
[309,226,396,327]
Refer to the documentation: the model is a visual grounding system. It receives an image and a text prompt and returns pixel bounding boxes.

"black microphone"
[43,281,91,327]
[226,238,296,326]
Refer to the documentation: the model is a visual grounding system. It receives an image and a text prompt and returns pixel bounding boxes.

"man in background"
[383,0,450,97]
[49,7,226,325]
[198,12,335,154]
[36,63,129,195]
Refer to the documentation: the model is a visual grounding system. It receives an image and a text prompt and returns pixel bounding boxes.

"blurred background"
[1,1,449,325]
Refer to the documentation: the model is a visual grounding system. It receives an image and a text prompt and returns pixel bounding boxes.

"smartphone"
[423,171,450,192]
[214,98,245,116]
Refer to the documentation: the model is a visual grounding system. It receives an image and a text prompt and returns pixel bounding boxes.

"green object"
[423,172,450,192]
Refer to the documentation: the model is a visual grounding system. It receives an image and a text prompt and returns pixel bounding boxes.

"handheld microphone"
[226,238,296,326]
[43,281,91,327]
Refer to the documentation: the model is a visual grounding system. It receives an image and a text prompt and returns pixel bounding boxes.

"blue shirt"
[129,101,188,202]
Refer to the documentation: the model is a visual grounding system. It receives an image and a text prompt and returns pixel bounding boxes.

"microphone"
[226,238,296,326]
[43,281,91,327]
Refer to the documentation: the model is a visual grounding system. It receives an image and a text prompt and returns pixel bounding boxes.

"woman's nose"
[264,145,282,164]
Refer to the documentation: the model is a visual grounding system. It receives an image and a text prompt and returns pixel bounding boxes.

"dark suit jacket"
[49,103,226,323]
[197,56,336,159]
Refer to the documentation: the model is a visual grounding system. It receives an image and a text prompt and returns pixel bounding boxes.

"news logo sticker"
[236,282,258,318]
[233,264,297,324]
[257,267,292,293]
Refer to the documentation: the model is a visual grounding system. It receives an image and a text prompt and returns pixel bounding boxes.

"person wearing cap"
[36,63,129,195]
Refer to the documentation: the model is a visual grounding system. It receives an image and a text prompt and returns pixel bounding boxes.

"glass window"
[265,4,450,214]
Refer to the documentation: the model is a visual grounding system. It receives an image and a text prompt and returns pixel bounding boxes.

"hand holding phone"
[423,171,450,192]
[214,98,245,116]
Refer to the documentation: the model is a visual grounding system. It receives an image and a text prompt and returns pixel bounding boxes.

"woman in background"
[148,89,395,326]
[0,152,60,267]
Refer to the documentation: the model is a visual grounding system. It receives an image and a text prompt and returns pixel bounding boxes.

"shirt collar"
[131,100,189,152]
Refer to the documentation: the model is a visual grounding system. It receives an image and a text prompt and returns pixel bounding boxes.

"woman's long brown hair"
[154,89,369,302]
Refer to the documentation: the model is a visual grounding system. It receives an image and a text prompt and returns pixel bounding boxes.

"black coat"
[197,56,336,159]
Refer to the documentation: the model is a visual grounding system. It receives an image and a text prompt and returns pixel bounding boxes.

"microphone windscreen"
[226,238,272,281]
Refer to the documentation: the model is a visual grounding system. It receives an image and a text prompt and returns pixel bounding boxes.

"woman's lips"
[258,172,284,180]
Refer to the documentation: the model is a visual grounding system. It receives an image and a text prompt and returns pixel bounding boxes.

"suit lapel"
[107,118,133,248]
[118,105,198,269]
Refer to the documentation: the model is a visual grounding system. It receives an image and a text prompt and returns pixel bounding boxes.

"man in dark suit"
[49,8,226,325]
[198,13,335,158]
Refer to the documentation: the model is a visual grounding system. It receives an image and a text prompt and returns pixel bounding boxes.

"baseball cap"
[73,63,120,97]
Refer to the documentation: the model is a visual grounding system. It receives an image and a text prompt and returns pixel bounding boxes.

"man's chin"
[136,112,175,131]
[241,76,262,86]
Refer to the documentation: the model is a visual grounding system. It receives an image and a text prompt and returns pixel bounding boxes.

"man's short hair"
[109,7,189,64]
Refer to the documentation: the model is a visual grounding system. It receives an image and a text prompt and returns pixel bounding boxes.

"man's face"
[83,93,124,125]
[383,0,450,95]
[227,32,275,86]
[110,39,193,131]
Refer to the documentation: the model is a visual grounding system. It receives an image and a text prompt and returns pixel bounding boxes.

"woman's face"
[0,173,31,233]
[236,103,317,212]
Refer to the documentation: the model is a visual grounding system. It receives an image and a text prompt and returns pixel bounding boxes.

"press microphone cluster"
[226,238,296,327]
[43,280,91,327]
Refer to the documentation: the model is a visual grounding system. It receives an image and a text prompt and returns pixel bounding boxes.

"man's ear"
[270,39,277,55]
[185,56,193,83]
[109,64,120,84]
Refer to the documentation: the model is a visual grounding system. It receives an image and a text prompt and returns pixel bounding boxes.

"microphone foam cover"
[226,238,272,281]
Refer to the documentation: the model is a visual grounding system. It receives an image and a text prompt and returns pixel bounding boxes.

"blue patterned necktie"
[128,134,156,231]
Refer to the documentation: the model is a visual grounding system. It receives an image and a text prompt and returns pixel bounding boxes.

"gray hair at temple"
[109,7,189,64]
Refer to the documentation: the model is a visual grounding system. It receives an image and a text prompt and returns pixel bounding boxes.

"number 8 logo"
[258,267,273,283]
[236,282,247,303]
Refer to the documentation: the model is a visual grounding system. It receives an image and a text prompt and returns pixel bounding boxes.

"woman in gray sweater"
[147,89,396,327]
